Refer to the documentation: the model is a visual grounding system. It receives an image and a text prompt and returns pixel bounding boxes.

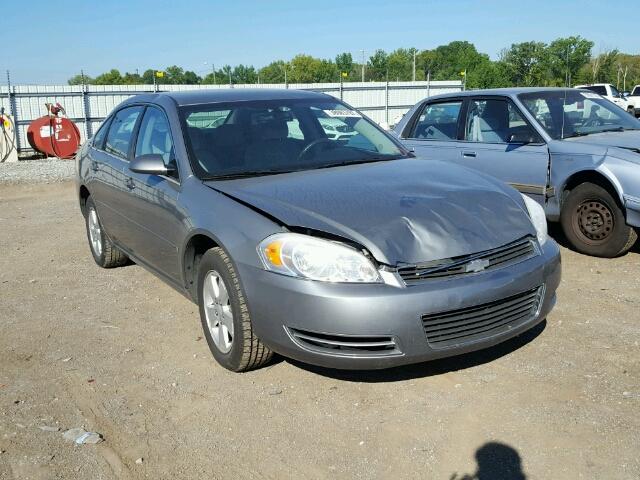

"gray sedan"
[394,87,640,257]
[76,89,560,371]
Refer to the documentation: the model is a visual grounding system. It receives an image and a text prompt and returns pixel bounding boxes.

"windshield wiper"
[202,170,291,180]
[564,126,638,139]
[314,155,405,170]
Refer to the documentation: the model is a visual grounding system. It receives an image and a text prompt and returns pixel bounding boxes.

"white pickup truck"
[575,83,634,115]
[624,85,640,116]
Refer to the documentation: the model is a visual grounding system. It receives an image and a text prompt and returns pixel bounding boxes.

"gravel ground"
[0,159,75,184]
[0,182,639,480]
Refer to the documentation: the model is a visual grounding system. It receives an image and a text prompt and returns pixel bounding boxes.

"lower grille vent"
[288,328,400,356]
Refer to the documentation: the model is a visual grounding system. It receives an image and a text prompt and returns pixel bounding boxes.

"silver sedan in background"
[395,88,640,257]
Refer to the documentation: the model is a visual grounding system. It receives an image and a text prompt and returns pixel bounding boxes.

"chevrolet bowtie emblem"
[466,258,490,273]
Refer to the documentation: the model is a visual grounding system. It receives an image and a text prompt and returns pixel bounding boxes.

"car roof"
[424,86,590,102]
[122,88,331,107]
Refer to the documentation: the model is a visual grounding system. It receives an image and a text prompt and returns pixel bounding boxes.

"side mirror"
[508,132,538,144]
[129,154,173,175]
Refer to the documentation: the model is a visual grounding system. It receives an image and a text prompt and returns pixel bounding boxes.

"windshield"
[179,99,408,179]
[518,90,640,140]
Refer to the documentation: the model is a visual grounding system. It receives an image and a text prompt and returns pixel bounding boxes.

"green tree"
[122,72,143,84]
[67,73,94,85]
[335,52,354,78]
[367,49,389,81]
[94,69,124,85]
[546,36,593,86]
[386,48,415,81]
[182,70,201,85]
[501,41,549,86]
[141,69,156,84]
[259,60,287,83]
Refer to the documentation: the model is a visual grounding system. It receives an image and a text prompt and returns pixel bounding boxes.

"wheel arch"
[561,169,625,212]
[79,184,91,217]
[181,230,223,302]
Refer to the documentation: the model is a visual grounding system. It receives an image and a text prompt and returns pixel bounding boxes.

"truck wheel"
[197,247,273,372]
[84,197,128,268]
[560,183,637,257]
[628,106,635,116]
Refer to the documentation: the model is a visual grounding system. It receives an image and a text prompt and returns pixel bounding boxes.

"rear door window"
[104,106,144,159]
[409,101,462,140]
[465,99,540,143]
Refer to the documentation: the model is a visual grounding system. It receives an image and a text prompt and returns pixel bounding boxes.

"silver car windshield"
[180,99,408,179]
[518,90,640,140]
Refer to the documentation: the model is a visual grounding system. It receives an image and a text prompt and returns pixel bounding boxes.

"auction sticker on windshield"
[324,109,361,118]
[581,92,601,99]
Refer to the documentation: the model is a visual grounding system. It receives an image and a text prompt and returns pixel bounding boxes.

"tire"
[197,247,272,372]
[84,197,129,268]
[560,183,637,257]
[628,107,636,117]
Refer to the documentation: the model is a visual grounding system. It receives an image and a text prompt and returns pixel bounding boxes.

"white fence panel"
[0,80,462,154]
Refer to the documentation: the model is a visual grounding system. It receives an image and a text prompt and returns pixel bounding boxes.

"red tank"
[27,104,81,159]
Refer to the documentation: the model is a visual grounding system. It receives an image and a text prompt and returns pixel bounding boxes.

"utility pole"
[228,68,232,86]
[360,50,365,82]
[412,50,416,82]
[212,63,216,84]
[81,69,86,85]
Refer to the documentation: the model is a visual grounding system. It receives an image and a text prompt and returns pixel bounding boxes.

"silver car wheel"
[203,270,234,353]
[88,208,103,257]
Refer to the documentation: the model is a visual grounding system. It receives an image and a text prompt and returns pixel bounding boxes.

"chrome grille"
[422,286,544,349]
[398,236,536,285]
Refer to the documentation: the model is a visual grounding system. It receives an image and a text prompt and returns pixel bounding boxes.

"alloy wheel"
[202,270,234,353]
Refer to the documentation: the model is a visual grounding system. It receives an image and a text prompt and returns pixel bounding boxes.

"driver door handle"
[462,150,477,158]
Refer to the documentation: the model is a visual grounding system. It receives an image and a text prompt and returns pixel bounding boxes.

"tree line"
[68,37,640,91]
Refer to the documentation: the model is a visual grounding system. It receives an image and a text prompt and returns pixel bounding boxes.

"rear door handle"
[125,178,135,190]
[462,151,477,158]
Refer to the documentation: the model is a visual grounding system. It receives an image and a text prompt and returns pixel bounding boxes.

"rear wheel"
[197,247,273,372]
[628,106,636,116]
[84,197,128,268]
[560,183,637,257]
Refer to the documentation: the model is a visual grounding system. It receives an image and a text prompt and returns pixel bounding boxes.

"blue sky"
[2,0,638,84]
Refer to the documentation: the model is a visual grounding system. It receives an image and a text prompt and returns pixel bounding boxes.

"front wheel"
[628,107,636,117]
[197,247,273,372]
[560,183,637,257]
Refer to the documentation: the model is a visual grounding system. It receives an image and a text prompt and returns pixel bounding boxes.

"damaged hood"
[204,158,535,265]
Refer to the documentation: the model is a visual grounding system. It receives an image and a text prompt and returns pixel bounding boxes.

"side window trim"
[134,105,180,183]
[128,106,147,161]
[463,96,545,145]
[92,116,113,151]
[404,98,465,140]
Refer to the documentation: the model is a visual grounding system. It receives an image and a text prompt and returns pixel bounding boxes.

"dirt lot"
[0,181,639,479]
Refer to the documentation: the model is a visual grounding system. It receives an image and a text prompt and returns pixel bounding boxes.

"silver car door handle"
[125,178,135,190]
[91,161,99,172]
[462,151,477,158]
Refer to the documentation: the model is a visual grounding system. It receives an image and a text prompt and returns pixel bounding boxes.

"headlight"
[258,233,382,283]
[521,194,548,245]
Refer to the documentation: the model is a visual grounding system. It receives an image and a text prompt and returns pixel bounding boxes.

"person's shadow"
[451,442,526,480]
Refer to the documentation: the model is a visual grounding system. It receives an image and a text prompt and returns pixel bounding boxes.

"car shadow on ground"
[450,441,527,480]
[284,320,546,383]
[547,221,572,250]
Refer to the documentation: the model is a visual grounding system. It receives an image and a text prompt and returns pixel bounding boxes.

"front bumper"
[239,240,562,369]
